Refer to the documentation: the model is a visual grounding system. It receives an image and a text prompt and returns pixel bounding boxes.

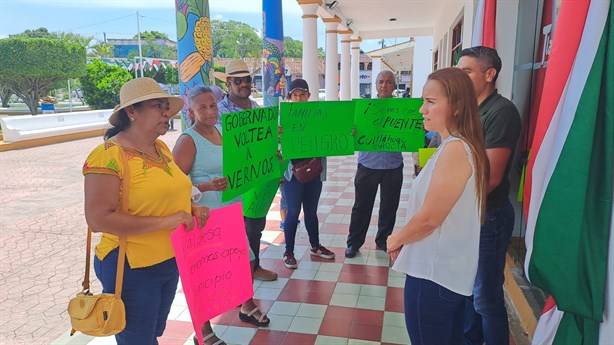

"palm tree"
[89,43,115,58]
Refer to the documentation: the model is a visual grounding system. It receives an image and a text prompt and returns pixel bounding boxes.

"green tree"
[89,42,115,58]
[134,30,168,41]
[0,38,86,114]
[317,47,325,58]
[9,27,54,39]
[164,67,179,85]
[213,63,227,89]
[80,59,132,109]
[0,84,12,108]
[142,40,177,59]
[283,36,303,58]
[211,20,261,58]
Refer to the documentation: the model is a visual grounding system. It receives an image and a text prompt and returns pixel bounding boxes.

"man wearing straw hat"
[214,60,279,282]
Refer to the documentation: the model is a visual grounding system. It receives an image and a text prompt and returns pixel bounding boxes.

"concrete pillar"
[339,30,352,100]
[370,57,382,98]
[350,38,361,99]
[412,36,433,98]
[323,16,341,101]
[298,0,320,101]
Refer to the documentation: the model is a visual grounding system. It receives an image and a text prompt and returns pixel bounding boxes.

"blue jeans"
[405,276,465,345]
[464,201,515,345]
[283,175,322,252]
[94,249,179,345]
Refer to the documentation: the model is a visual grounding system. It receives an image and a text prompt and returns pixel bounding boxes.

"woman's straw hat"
[213,60,256,81]
[109,77,184,126]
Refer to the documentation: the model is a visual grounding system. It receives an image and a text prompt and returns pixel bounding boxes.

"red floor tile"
[159,338,191,345]
[363,274,389,286]
[280,332,317,345]
[283,278,312,291]
[277,288,308,303]
[249,330,286,345]
[353,309,385,325]
[272,232,286,244]
[386,287,404,300]
[319,222,349,233]
[319,198,337,205]
[324,186,348,192]
[332,206,353,213]
[308,280,337,294]
[341,263,367,274]
[364,265,391,276]
[349,322,383,342]
[319,316,352,338]
[161,320,195,339]
[265,220,282,230]
[385,297,405,313]
[324,306,355,321]
[341,192,355,199]
[303,290,333,305]
[337,272,364,284]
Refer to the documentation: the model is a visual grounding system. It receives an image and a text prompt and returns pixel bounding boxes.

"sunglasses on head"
[228,76,252,85]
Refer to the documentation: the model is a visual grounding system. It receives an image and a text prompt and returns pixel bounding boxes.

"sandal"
[193,332,226,345]
[239,306,271,327]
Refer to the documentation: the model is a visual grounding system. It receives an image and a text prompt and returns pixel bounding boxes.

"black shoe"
[376,243,387,252]
[345,246,358,258]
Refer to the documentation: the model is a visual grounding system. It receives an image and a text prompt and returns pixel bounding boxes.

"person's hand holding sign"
[197,177,229,192]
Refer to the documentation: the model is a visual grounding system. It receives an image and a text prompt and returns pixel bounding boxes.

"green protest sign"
[280,101,355,159]
[222,106,280,202]
[353,98,424,152]
[242,178,280,218]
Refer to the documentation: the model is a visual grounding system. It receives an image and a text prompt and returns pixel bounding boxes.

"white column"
[370,57,382,98]
[339,30,352,100]
[350,38,361,99]
[323,16,341,101]
[298,1,320,101]
[412,36,433,98]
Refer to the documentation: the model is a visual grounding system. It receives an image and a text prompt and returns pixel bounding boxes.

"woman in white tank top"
[386,68,489,345]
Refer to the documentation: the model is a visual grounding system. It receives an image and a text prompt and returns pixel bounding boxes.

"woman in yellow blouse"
[83,77,209,345]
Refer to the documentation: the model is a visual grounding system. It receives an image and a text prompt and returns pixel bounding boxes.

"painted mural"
[175,0,213,127]
[262,0,285,107]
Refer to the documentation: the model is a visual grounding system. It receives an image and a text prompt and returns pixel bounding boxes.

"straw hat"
[108,77,184,127]
[213,60,256,81]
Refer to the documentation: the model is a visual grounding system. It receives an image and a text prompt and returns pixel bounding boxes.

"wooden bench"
[0,110,112,142]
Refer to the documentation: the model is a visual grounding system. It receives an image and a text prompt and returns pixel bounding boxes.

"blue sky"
[0,0,381,52]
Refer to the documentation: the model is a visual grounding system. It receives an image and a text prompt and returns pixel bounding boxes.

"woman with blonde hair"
[387,67,489,344]
[83,77,209,344]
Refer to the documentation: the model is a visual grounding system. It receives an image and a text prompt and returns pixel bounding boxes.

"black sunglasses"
[228,76,252,85]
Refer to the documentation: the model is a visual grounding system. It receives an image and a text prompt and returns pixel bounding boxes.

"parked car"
[392,89,405,98]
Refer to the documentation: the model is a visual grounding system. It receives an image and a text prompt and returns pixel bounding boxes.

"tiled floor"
[51,154,416,345]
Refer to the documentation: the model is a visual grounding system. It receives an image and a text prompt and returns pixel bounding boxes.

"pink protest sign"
[170,203,253,345]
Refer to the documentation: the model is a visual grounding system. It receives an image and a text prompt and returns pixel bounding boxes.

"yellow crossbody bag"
[68,146,130,336]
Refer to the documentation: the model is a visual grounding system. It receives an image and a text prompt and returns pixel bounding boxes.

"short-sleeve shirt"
[82,139,192,268]
[217,94,260,123]
[480,90,521,209]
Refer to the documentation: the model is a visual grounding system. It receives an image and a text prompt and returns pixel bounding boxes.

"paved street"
[0,129,183,344]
